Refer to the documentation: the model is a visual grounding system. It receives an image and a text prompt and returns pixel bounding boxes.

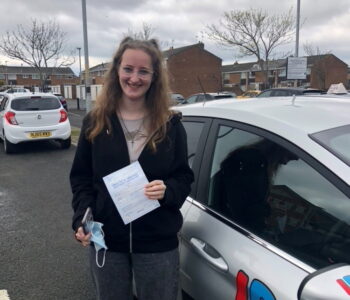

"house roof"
[0,65,75,75]
[222,54,348,73]
[162,42,222,61]
[86,42,222,73]
[222,59,286,73]
[82,62,111,74]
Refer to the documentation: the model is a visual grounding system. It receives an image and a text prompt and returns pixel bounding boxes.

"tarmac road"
[0,139,94,300]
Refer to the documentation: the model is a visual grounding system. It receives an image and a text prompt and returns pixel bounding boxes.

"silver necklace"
[119,116,145,148]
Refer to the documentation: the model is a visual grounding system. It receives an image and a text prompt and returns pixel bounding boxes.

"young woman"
[70,37,194,300]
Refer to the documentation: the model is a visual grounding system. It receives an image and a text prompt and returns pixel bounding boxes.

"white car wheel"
[4,134,16,154]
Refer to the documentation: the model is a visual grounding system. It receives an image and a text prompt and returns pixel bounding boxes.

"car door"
[180,118,350,300]
[0,96,9,138]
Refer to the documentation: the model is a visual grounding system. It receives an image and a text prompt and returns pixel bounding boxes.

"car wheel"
[60,136,71,149]
[4,135,16,154]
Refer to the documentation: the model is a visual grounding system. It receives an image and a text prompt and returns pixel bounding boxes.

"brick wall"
[166,46,222,98]
[229,73,241,84]
[310,55,347,89]
[16,75,79,87]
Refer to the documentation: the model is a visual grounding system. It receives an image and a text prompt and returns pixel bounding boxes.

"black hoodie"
[70,112,194,253]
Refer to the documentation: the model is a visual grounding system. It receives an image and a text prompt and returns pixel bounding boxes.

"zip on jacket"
[130,222,133,253]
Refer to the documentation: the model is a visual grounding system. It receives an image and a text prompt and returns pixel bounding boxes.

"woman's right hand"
[75,226,91,247]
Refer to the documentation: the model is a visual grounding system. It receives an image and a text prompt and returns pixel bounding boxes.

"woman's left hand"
[145,180,166,200]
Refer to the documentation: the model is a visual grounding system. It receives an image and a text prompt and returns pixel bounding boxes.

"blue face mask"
[86,221,108,268]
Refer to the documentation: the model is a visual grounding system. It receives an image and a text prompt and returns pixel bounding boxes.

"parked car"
[177,96,350,300]
[53,93,68,111]
[0,93,5,105]
[4,88,31,93]
[236,89,261,99]
[184,92,236,105]
[170,93,185,105]
[0,93,71,153]
[256,87,325,98]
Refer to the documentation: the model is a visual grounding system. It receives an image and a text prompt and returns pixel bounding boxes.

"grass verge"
[71,127,81,145]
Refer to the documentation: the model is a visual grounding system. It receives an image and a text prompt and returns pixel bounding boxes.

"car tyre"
[4,135,16,154]
[60,136,71,149]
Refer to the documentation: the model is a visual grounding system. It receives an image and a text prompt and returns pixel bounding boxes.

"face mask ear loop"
[95,226,106,268]
[96,249,106,268]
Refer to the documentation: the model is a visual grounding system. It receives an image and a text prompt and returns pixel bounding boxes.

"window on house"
[32,74,40,79]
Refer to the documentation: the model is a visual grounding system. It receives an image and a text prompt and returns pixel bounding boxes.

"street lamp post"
[77,47,82,84]
[294,0,301,87]
[81,0,91,113]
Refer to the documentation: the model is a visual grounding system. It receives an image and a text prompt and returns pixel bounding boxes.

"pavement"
[67,99,88,119]
[67,99,86,145]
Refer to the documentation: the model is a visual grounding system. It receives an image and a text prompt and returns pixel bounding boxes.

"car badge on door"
[37,115,42,119]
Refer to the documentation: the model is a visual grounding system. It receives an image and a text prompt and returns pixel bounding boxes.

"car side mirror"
[298,263,350,300]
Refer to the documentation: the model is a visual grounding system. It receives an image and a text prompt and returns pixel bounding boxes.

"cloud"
[0,0,348,75]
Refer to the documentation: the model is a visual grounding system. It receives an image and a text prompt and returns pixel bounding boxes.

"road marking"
[0,290,10,300]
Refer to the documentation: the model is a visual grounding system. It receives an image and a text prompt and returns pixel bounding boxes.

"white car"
[184,92,237,105]
[4,88,31,93]
[177,96,350,300]
[0,93,71,154]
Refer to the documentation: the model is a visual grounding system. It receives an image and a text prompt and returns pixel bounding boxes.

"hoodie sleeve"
[70,115,95,231]
[161,114,194,209]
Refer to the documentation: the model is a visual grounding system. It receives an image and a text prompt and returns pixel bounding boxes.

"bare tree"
[0,19,75,90]
[124,22,170,49]
[303,43,331,90]
[206,8,295,87]
[125,22,156,40]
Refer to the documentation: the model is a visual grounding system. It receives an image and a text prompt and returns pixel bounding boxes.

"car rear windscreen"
[11,97,61,111]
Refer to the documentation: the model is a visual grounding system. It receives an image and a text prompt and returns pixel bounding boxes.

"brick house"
[163,42,222,97]
[83,42,223,98]
[222,54,348,92]
[0,65,79,90]
[82,63,110,85]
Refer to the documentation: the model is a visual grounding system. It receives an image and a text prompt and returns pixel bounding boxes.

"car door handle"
[190,237,228,272]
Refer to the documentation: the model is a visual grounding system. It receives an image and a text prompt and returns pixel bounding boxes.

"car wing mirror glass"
[298,263,350,300]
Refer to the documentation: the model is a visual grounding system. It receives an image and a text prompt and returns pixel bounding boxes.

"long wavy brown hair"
[86,37,172,151]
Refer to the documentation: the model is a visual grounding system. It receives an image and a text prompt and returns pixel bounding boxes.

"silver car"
[177,96,350,300]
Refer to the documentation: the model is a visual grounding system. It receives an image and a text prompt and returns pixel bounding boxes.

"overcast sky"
[0,0,349,75]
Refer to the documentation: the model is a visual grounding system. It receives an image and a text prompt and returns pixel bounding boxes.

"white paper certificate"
[103,161,160,224]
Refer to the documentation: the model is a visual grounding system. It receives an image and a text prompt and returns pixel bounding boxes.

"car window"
[197,94,206,102]
[186,95,197,104]
[272,90,293,96]
[206,124,350,269]
[257,90,272,97]
[182,121,205,168]
[11,97,61,111]
[310,124,350,166]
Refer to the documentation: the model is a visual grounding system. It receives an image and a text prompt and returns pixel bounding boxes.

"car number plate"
[29,131,52,138]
